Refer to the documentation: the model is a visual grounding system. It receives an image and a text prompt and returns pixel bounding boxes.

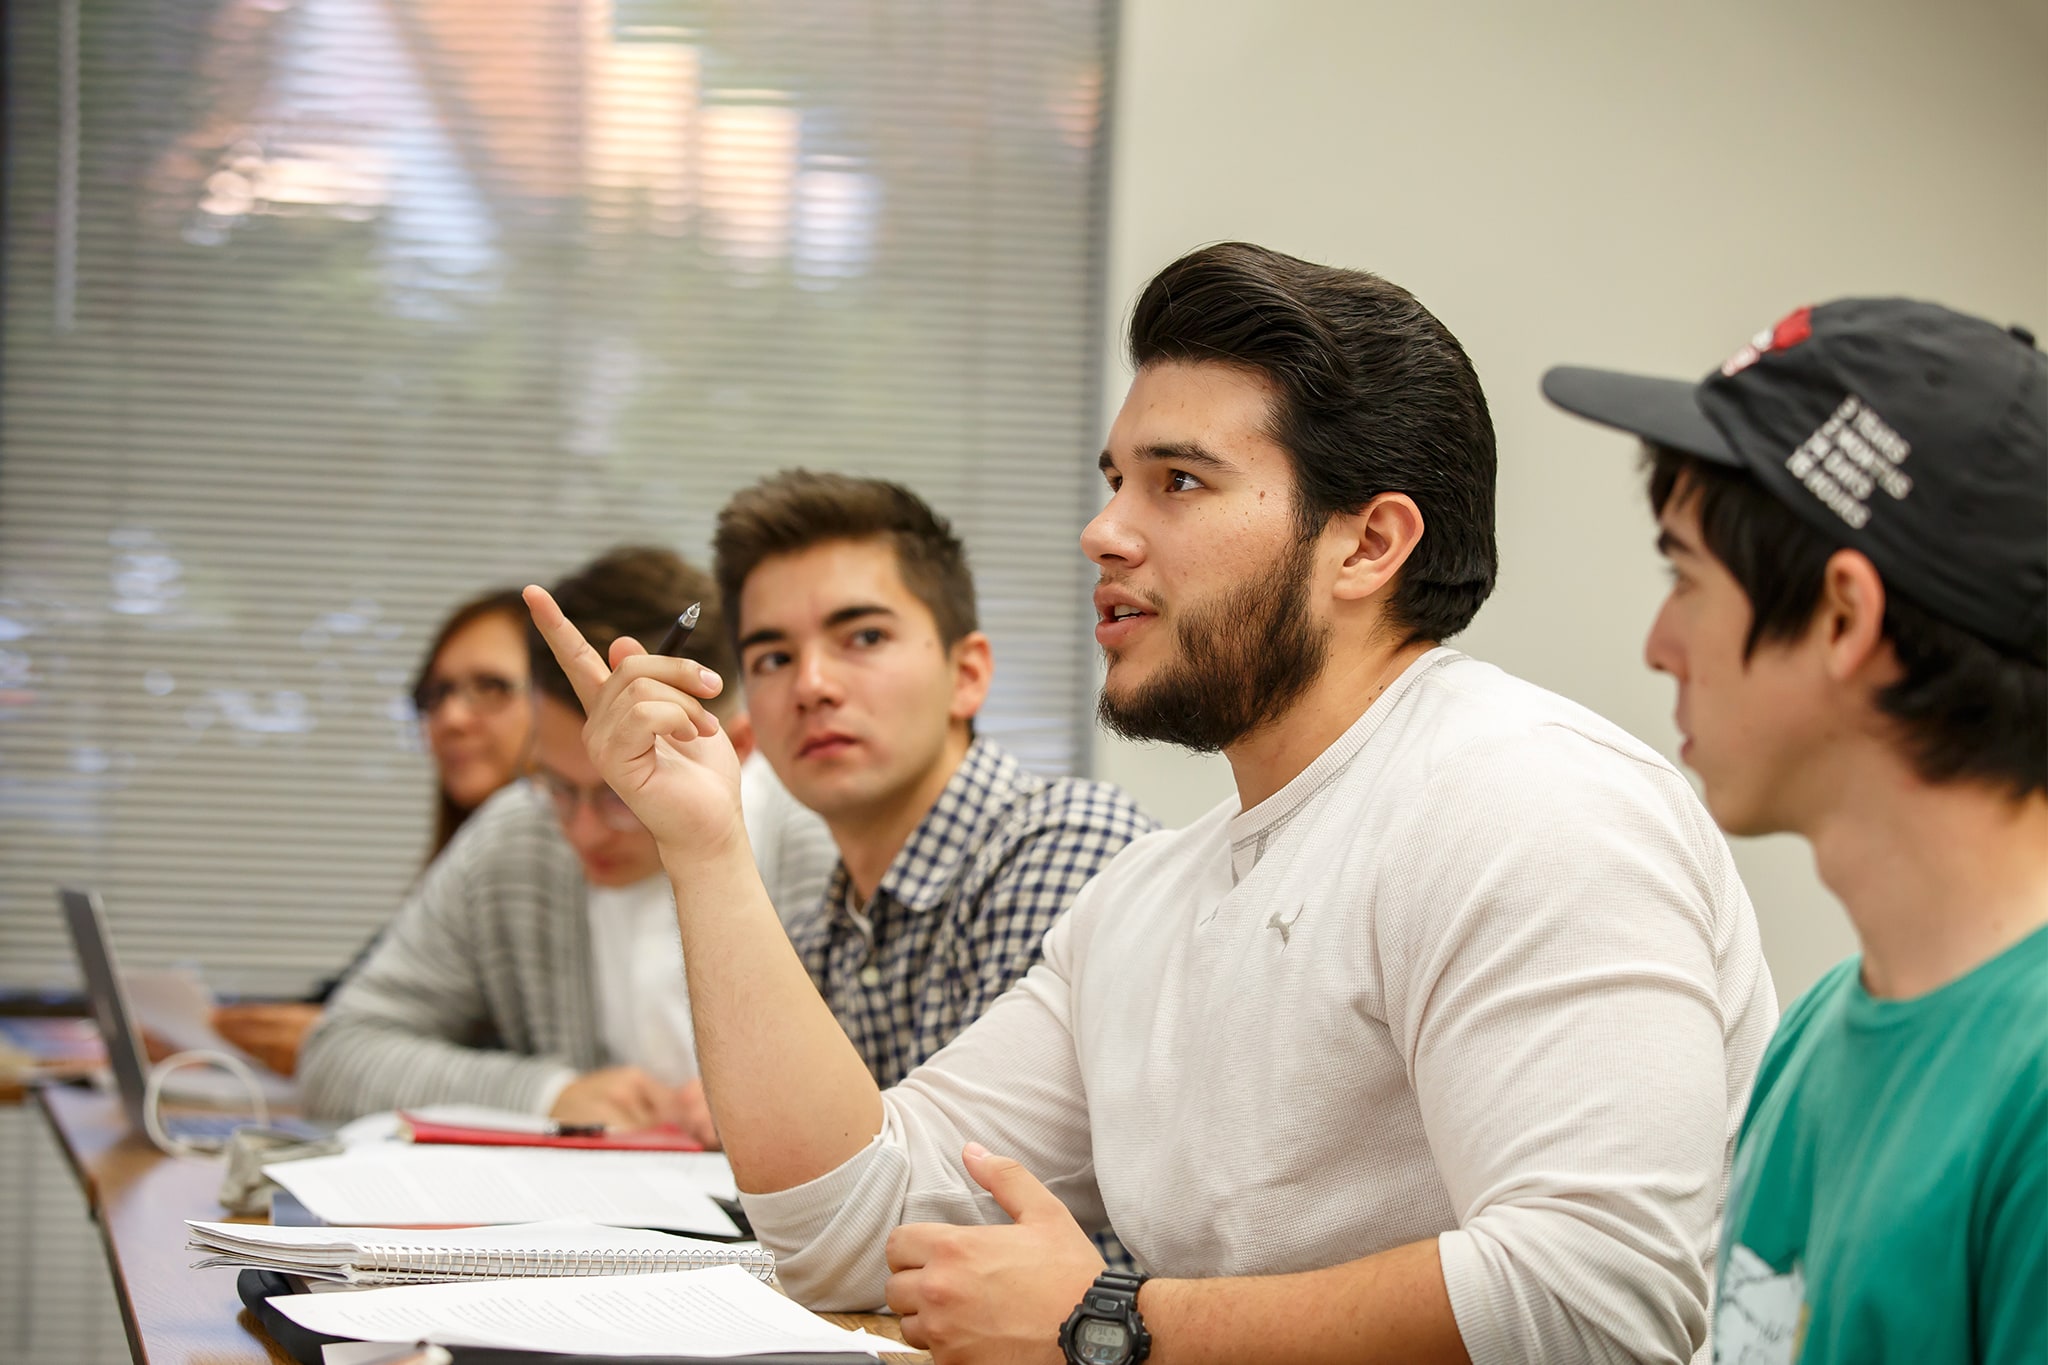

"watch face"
[1076,1316,1130,1364]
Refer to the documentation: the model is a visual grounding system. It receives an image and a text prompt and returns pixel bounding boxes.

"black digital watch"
[1059,1270,1151,1365]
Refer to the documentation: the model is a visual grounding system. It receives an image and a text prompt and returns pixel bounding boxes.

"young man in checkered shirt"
[708,470,1155,1091]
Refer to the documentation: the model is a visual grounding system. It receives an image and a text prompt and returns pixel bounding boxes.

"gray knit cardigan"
[298,784,612,1119]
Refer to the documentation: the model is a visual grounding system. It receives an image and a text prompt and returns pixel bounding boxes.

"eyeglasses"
[528,772,643,833]
[413,673,525,718]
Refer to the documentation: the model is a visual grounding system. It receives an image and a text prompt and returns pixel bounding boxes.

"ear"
[722,709,757,763]
[947,631,994,725]
[1329,492,1426,606]
[1816,549,1894,684]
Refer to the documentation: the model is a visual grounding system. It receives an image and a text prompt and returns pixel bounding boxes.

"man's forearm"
[1140,1239,1469,1365]
[666,838,884,1194]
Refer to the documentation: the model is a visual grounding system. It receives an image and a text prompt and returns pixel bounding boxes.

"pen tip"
[681,602,701,628]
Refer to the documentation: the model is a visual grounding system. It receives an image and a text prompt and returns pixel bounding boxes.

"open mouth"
[1094,602,1157,647]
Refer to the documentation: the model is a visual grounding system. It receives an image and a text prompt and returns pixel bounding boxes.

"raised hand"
[523,584,748,859]
[883,1143,1107,1363]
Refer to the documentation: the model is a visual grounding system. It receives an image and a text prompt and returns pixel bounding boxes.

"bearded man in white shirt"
[528,242,1779,1365]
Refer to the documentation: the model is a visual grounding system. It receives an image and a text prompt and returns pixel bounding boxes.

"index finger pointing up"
[523,584,612,711]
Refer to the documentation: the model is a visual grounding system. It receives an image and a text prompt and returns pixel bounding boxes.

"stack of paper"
[263,1145,741,1236]
[270,1265,915,1357]
[187,1217,776,1285]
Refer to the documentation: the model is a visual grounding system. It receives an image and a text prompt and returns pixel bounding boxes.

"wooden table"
[33,1083,925,1364]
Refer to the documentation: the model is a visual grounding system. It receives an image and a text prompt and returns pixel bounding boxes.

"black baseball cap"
[1543,298,2047,668]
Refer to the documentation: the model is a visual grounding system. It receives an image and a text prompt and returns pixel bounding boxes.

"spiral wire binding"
[348,1239,778,1285]
[141,1047,270,1157]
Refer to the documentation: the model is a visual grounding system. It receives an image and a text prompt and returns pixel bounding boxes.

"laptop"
[57,886,330,1148]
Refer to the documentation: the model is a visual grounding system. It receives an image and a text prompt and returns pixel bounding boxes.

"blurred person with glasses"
[299,546,834,1140]
[209,587,536,1077]
[409,589,537,856]
[533,767,640,833]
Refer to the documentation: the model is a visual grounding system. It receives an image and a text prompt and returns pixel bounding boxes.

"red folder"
[398,1113,704,1152]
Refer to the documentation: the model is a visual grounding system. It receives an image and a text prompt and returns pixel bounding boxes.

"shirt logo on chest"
[1268,905,1305,946]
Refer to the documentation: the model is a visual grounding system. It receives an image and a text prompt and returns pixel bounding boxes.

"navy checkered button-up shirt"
[789,737,1155,1089]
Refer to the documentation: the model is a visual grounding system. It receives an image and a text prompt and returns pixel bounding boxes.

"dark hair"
[1649,445,2046,799]
[410,587,527,860]
[1128,241,1498,642]
[529,545,736,719]
[712,470,978,649]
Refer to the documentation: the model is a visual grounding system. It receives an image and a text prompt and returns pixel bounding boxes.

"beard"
[1096,532,1331,753]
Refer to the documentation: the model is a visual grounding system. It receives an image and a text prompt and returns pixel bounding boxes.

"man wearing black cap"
[1546,300,2046,1365]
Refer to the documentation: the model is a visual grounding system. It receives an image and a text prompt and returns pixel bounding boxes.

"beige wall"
[1090,0,2048,1003]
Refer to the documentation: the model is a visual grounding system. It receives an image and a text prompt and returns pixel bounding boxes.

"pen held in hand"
[653,601,701,658]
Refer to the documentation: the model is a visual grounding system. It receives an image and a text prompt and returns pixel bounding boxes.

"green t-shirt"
[1714,923,2048,1364]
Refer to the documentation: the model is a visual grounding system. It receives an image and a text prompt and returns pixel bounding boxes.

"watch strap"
[1090,1271,1148,1300]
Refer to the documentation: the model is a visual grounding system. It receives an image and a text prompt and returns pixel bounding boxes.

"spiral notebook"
[186,1217,776,1286]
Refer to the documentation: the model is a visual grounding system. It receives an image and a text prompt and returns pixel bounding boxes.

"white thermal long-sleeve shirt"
[743,649,1778,1364]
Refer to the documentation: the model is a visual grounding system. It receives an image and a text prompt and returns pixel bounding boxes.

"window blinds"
[0,0,1116,993]
[0,1105,129,1365]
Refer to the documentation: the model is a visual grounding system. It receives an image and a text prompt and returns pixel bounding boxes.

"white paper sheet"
[333,1104,554,1148]
[123,967,229,1054]
[667,1150,740,1202]
[321,1344,454,1365]
[327,1109,742,1202]
[123,967,300,1106]
[402,1103,559,1134]
[263,1145,741,1236]
[273,1265,915,1356]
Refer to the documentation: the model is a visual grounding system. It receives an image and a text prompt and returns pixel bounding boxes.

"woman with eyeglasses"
[209,587,534,1076]
[407,588,536,860]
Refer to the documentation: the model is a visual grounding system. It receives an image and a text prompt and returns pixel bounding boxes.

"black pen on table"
[653,601,701,657]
